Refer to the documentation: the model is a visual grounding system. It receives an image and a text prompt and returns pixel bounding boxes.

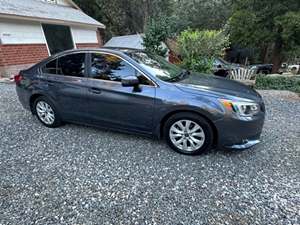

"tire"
[34,96,62,128]
[164,113,214,155]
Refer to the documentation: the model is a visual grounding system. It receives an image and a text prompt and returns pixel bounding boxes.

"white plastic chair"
[229,68,257,87]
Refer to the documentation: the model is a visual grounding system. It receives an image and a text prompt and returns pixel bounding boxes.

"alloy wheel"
[36,101,55,125]
[169,119,205,152]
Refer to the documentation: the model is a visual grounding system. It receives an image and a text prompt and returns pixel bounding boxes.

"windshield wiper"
[168,70,190,82]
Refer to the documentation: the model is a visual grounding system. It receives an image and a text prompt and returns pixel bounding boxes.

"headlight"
[220,99,260,117]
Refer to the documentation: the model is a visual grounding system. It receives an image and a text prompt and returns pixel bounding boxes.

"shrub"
[178,29,230,73]
[255,76,300,93]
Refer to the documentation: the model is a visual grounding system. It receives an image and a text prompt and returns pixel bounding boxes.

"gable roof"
[0,0,105,28]
[104,34,145,50]
[65,0,81,10]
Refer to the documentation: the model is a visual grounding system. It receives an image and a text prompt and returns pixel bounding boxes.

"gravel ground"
[0,84,299,225]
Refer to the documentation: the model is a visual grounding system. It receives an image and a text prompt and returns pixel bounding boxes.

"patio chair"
[229,67,257,87]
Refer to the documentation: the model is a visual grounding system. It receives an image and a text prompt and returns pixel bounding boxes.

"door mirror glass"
[121,76,139,87]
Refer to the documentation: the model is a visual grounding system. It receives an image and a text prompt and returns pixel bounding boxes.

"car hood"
[176,73,261,101]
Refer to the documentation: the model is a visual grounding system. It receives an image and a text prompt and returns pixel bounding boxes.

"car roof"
[32,47,146,72]
[102,47,145,53]
[53,47,144,56]
[37,48,133,65]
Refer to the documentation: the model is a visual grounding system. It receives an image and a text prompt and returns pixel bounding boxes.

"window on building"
[42,24,74,55]
[90,53,153,85]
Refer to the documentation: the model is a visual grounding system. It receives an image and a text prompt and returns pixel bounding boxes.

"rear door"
[85,52,156,134]
[41,53,90,122]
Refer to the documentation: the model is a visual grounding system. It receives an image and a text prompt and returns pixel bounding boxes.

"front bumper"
[214,112,265,150]
[226,139,260,149]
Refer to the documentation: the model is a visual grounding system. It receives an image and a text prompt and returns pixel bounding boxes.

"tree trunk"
[260,45,269,63]
[142,0,151,32]
[271,38,283,74]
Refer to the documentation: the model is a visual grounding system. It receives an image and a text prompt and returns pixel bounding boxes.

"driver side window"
[90,53,153,86]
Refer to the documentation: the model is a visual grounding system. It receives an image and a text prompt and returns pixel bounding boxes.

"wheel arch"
[29,94,44,114]
[29,93,58,115]
[158,110,219,146]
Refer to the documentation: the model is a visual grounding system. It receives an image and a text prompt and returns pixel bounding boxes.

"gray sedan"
[15,48,265,155]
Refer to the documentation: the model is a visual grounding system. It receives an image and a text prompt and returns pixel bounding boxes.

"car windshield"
[127,51,183,81]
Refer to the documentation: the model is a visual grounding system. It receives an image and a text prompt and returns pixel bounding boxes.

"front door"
[85,52,156,134]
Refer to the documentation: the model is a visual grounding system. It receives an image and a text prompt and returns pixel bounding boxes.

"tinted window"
[42,59,57,74]
[90,53,152,85]
[57,53,86,77]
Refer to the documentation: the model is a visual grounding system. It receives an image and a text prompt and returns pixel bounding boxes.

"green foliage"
[255,76,300,93]
[143,17,173,56]
[178,30,230,73]
[275,11,300,60]
[228,0,300,67]
[172,0,232,32]
[73,0,174,39]
[228,10,273,48]
[73,0,299,71]
[74,0,232,39]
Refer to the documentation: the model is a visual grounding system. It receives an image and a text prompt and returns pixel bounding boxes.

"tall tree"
[143,16,174,56]
[172,0,233,33]
[228,0,300,72]
[73,0,174,39]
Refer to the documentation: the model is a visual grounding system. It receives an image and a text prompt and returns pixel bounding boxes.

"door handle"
[89,87,102,94]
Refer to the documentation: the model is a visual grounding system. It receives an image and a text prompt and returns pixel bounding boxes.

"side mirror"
[121,76,141,92]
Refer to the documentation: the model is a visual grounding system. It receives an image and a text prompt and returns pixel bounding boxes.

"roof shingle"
[0,0,105,28]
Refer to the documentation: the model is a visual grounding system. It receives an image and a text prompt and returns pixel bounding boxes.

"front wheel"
[164,113,214,155]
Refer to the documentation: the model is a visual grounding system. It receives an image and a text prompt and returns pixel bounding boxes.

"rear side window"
[57,53,86,77]
[42,59,57,74]
[42,53,86,77]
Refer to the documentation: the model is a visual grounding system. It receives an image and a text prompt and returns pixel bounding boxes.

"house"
[0,0,105,78]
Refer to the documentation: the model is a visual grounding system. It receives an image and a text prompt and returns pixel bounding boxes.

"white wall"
[0,19,46,44]
[0,19,99,45]
[71,26,98,44]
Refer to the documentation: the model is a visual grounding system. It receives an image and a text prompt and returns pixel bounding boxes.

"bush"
[255,76,300,93]
[178,29,230,73]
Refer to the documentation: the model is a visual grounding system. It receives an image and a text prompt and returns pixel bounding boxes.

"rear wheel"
[164,113,214,155]
[34,97,62,128]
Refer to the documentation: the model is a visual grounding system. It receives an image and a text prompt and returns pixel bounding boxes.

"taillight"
[14,74,23,84]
